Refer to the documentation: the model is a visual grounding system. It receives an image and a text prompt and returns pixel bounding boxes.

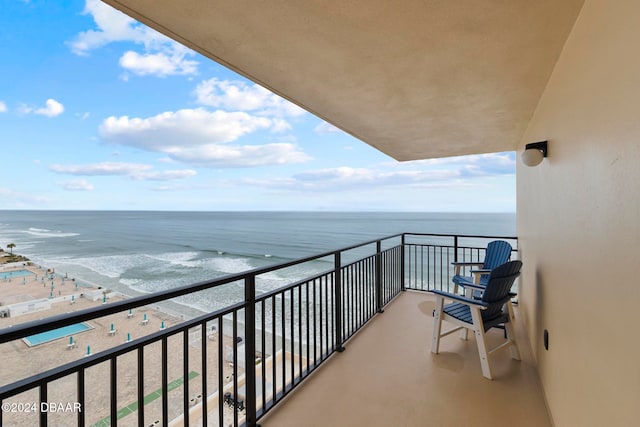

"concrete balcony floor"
[260,290,550,427]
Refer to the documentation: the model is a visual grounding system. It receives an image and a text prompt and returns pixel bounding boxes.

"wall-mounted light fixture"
[521,140,548,167]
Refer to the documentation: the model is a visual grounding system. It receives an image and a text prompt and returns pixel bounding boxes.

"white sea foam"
[174,286,243,314]
[24,228,80,238]
[145,252,200,268]
[201,256,255,274]
[51,253,151,278]
[120,278,142,287]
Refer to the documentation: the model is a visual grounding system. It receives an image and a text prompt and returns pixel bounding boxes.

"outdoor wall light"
[521,141,548,167]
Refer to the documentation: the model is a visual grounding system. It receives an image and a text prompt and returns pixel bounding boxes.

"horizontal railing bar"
[0,300,246,399]
[403,232,518,240]
[405,242,518,249]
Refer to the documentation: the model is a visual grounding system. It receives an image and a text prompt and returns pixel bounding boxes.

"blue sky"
[0,0,515,212]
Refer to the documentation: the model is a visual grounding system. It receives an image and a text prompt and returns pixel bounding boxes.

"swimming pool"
[0,269,34,280]
[23,322,93,346]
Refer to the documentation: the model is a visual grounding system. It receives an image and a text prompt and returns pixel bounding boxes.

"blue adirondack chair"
[451,240,512,296]
[431,260,522,379]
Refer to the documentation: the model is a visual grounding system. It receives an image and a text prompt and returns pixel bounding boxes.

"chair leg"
[470,307,493,379]
[431,296,444,354]
[460,326,469,340]
[459,289,471,342]
[505,302,521,360]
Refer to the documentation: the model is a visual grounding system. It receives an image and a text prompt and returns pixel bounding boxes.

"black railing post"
[334,252,345,352]
[401,234,406,291]
[40,382,47,426]
[244,275,258,426]
[78,369,85,427]
[454,235,459,263]
[375,240,384,313]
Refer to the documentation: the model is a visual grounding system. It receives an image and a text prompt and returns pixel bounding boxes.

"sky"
[0,0,516,212]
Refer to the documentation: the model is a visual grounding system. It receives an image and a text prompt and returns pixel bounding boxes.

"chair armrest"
[461,282,486,291]
[431,290,489,308]
[451,261,484,276]
[470,268,491,284]
[491,293,518,306]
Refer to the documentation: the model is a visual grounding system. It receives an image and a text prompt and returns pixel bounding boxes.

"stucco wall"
[517,1,640,425]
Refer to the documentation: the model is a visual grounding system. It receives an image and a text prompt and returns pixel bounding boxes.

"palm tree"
[7,243,15,254]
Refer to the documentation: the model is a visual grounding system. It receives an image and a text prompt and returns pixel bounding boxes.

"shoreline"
[0,258,243,427]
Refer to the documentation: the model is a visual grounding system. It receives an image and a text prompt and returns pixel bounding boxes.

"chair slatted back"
[482,240,513,270]
[481,260,522,319]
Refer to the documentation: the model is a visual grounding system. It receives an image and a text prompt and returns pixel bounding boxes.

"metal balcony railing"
[0,233,516,427]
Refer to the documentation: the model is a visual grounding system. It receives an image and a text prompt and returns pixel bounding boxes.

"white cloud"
[270,118,292,133]
[38,99,65,117]
[167,142,310,168]
[70,0,198,77]
[21,99,65,117]
[395,153,516,177]
[134,169,197,181]
[50,162,151,176]
[50,161,196,181]
[194,78,306,117]
[70,0,164,54]
[314,121,342,134]
[150,184,191,192]
[98,108,310,167]
[296,167,462,190]
[100,109,271,148]
[119,49,198,77]
[241,166,465,192]
[0,101,7,113]
[60,179,94,191]
[240,154,515,193]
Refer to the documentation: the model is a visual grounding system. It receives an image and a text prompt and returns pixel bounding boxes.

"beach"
[0,262,242,427]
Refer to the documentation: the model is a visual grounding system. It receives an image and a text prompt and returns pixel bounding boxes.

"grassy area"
[90,371,200,427]
[0,253,30,264]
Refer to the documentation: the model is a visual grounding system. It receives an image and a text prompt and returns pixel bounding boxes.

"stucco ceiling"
[102,0,584,161]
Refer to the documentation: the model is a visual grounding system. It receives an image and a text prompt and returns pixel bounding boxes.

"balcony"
[0,233,548,427]
[260,290,549,427]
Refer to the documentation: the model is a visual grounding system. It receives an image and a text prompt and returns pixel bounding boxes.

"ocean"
[0,211,514,316]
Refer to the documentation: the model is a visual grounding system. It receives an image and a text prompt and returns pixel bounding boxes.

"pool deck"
[0,265,186,385]
[0,264,80,304]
